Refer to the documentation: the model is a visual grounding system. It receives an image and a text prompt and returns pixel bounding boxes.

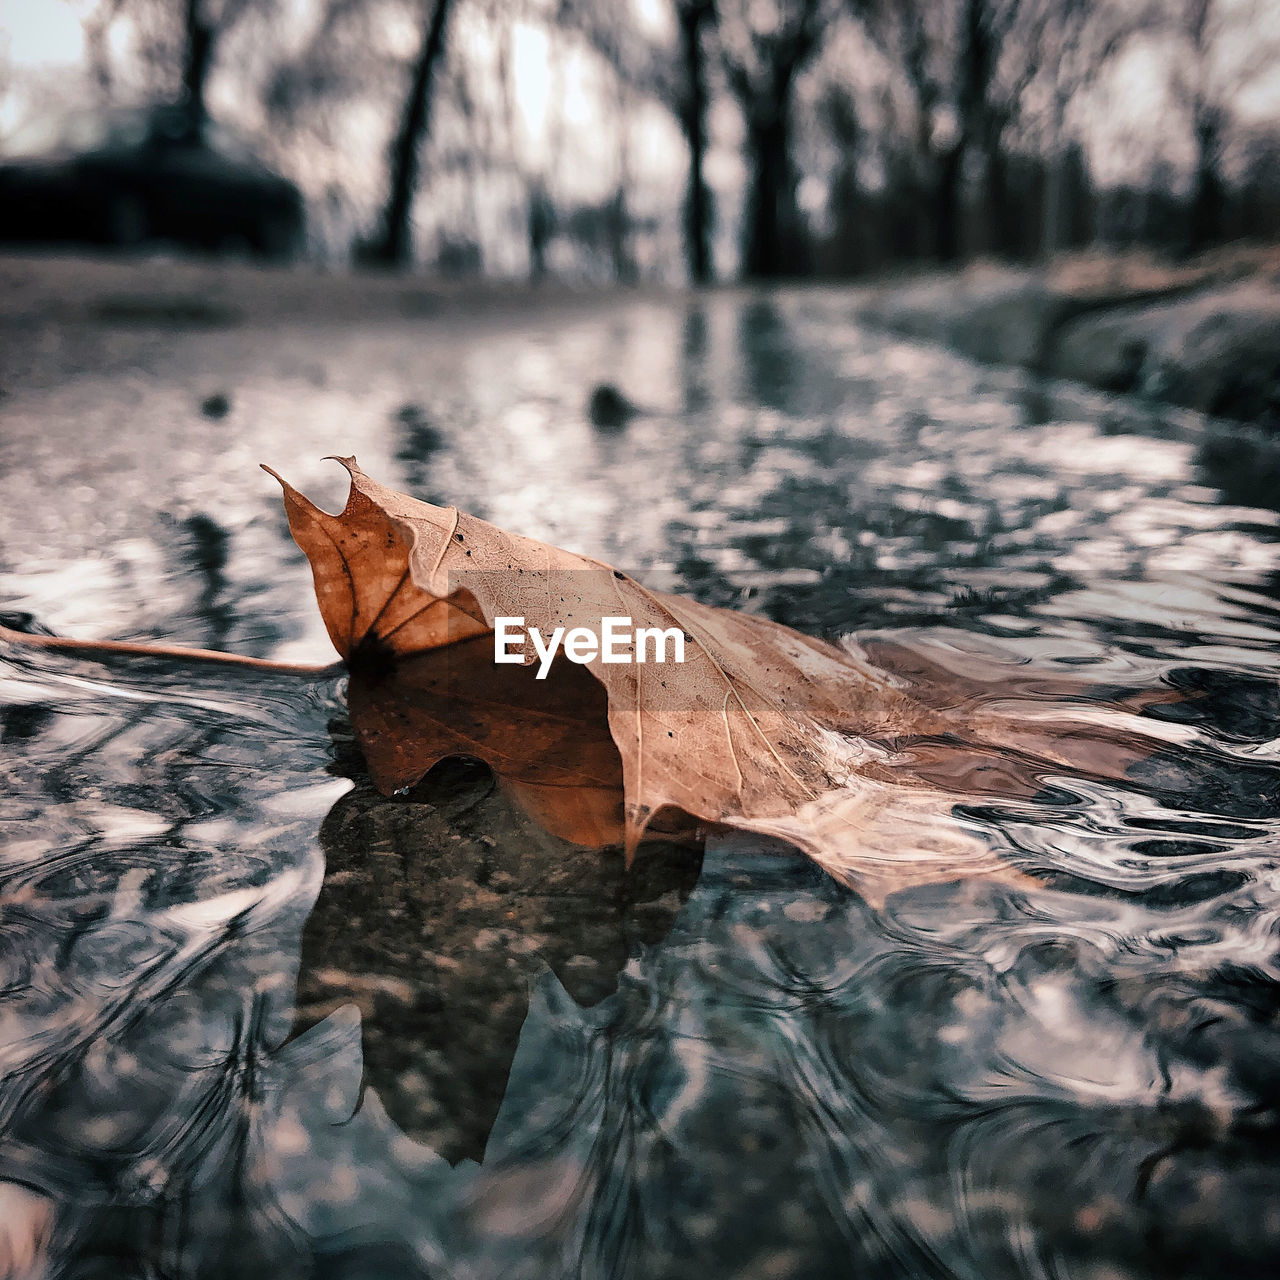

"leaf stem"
[0,624,343,677]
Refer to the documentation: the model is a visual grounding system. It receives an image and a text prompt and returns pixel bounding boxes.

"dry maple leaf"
[267,458,1073,906]
[270,460,1190,906]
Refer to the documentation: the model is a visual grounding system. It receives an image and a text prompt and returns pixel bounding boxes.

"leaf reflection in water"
[293,752,703,1165]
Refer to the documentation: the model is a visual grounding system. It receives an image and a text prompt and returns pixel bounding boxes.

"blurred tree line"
[48,0,1280,279]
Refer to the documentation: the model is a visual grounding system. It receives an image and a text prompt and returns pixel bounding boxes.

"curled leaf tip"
[322,454,362,477]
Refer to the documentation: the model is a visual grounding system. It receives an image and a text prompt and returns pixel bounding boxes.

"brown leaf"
[268,459,1157,906]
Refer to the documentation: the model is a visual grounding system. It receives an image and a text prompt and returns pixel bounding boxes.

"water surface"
[2,286,1280,1277]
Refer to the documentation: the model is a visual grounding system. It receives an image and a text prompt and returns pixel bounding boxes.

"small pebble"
[588,383,637,429]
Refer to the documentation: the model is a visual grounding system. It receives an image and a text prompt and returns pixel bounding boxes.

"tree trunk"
[744,110,803,279]
[1188,115,1224,253]
[369,0,453,268]
[935,143,964,263]
[527,184,554,282]
[182,0,216,125]
[608,188,637,285]
[983,141,1012,257]
[1040,90,1069,259]
[1041,151,1063,260]
[938,0,995,263]
[678,1,713,285]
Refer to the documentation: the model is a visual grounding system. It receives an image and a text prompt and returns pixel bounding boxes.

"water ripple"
[3,294,1280,1276]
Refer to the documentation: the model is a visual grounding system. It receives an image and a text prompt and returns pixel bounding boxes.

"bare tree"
[365,0,455,266]
[181,0,217,122]
[84,0,263,121]
[718,0,830,278]
[958,0,1062,257]
[858,0,1054,260]
[1163,0,1280,252]
[676,0,716,283]
[565,0,720,282]
[854,0,955,258]
[555,0,677,282]
[1026,0,1146,256]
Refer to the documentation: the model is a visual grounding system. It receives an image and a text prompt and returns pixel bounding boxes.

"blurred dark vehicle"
[0,105,304,259]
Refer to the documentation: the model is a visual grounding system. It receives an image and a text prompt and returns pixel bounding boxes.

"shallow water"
[3,286,1280,1278]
